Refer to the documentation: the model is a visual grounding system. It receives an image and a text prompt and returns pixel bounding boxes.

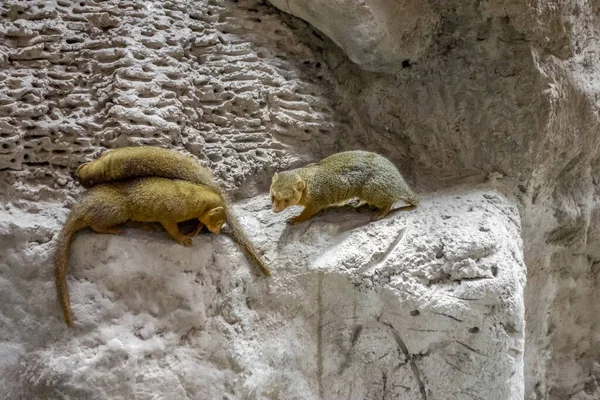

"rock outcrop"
[1,190,524,400]
[267,0,439,73]
[268,1,600,398]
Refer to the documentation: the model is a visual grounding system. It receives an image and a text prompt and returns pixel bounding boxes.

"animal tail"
[221,195,271,277]
[187,168,221,192]
[54,212,86,327]
[404,190,420,207]
[186,163,271,277]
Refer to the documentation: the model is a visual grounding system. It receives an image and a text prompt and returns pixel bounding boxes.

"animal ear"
[273,172,279,180]
[76,162,89,173]
[209,206,224,217]
[293,179,306,192]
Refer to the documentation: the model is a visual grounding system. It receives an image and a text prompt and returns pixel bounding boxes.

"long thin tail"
[221,195,271,277]
[190,169,272,277]
[405,190,420,206]
[54,213,85,327]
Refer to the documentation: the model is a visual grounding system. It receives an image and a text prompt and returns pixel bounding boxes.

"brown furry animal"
[77,146,271,277]
[270,150,419,224]
[55,177,225,327]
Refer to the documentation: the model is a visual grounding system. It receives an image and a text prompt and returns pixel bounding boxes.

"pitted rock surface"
[0,0,348,200]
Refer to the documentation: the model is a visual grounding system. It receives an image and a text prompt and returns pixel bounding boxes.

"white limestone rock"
[4,0,598,397]
[0,189,524,399]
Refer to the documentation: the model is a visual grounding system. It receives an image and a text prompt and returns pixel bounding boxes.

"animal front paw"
[177,236,193,247]
[287,216,302,225]
[371,210,390,221]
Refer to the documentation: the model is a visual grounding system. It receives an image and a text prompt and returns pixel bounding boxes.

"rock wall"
[0,0,355,201]
[0,0,596,398]
[269,1,600,399]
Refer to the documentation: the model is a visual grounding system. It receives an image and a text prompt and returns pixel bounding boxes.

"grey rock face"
[268,1,600,398]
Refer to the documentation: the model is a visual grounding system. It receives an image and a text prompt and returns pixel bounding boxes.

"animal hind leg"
[90,224,124,235]
[360,190,394,221]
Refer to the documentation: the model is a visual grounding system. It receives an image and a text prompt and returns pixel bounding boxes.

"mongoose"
[76,146,271,277]
[55,177,226,327]
[77,147,216,189]
[269,150,419,224]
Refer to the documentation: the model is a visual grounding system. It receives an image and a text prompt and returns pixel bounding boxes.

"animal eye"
[284,199,289,204]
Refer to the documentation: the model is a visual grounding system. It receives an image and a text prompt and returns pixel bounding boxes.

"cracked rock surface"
[0,190,524,400]
[268,1,600,399]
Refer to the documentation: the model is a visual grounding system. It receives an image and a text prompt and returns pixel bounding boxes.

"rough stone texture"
[267,1,600,399]
[0,0,597,398]
[0,0,349,199]
[267,0,440,73]
[0,190,524,400]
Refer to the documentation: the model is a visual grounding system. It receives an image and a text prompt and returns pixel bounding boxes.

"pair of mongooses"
[55,147,417,326]
[269,150,419,224]
[56,146,271,327]
[76,147,271,277]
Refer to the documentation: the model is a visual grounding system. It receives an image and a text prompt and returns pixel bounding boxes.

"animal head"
[76,150,114,188]
[270,172,305,213]
[201,206,225,234]
[76,162,97,188]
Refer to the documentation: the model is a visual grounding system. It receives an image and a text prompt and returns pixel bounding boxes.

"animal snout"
[208,224,221,234]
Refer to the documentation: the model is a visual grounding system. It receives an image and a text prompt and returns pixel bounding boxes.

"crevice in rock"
[316,270,324,399]
[382,321,428,400]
